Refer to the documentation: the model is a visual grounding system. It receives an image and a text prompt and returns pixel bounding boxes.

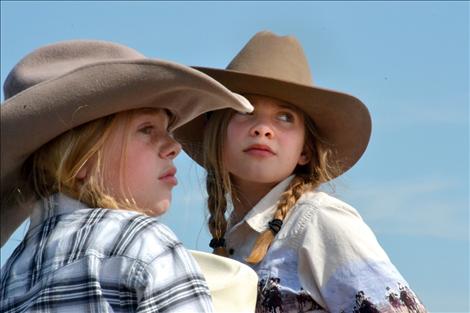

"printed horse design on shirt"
[353,291,380,313]
[297,287,323,312]
[257,277,284,313]
[257,279,266,313]
[256,275,326,313]
[399,284,420,313]
[297,288,309,311]
[385,287,402,308]
[355,284,427,313]
[263,278,284,313]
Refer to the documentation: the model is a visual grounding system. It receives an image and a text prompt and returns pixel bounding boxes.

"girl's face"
[224,95,310,187]
[101,109,181,216]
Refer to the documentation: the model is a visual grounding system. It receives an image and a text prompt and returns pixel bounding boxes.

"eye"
[138,125,154,135]
[277,112,295,123]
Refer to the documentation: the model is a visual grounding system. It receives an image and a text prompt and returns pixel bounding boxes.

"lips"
[243,144,276,156]
[159,167,177,185]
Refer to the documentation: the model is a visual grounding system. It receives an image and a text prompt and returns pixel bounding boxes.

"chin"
[249,173,290,184]
[148,199,171,217]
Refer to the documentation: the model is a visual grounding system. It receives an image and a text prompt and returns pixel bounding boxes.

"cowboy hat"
[1,39,253,246]
[190,250,258,313]
[176,31,371,176]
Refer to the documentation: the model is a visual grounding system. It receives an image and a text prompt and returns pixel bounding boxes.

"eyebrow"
[132,110,169,126]
[277,104,301,114]
[278,104,294,110]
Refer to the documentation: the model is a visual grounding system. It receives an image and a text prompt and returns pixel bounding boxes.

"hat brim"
[190,250,258,312]
[1,59,252,246]
[176,66,371,176]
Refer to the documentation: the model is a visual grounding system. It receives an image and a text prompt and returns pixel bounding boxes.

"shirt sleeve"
[133,226,214,313]
[296,199,427,313]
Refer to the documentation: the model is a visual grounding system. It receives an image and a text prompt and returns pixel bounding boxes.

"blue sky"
[1,1,468,311]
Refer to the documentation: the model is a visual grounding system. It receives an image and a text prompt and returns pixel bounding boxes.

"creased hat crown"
[227,30,313,85]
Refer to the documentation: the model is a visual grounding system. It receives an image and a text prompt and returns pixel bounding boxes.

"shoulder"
[292,192,389,260]
[283,191,363,236]
[75,208,181,263]
[297,191,362,220]
[285,191,382,248]
[300,191,367,233]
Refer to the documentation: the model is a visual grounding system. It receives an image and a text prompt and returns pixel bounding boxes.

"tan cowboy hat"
[190,250,258,313]
[176,30,371,176]
[0,39,253,247]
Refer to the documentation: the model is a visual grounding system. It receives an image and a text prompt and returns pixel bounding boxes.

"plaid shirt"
[0,194,213,313]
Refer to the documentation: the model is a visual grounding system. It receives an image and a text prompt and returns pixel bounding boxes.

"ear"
[76,162,89,181]
[297,148,311,166]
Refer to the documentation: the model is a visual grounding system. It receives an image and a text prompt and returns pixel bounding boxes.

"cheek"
[123,150,155,184]
[227,114,251,137]
[107,140,152,189]
[281,131,306,158]
[224,122,242,157]
[226,120,241,142]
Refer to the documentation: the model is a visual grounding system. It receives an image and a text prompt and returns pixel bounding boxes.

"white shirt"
[225,176,427,313]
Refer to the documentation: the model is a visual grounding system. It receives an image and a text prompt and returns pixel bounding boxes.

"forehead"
[126,108,174,125]
[112,108,171,133]
[244,94,300,113]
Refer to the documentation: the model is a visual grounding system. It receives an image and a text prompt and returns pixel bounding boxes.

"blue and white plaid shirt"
[1,193,213,313]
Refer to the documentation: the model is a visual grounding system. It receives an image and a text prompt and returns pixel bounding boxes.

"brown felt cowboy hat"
[176,31,371,176]
[0,39,253,246]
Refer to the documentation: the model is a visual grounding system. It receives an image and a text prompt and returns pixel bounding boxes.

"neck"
[229,177,277,225]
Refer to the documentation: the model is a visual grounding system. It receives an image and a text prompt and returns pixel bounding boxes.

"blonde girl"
[0,40,252,312]
[177,31,427,313]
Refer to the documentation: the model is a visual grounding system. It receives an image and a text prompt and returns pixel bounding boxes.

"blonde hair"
[204,102,341,263]
[21,109,158,214]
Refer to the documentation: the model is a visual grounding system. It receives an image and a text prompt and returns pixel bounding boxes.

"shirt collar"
[29,193,89,230]
[230,175,295,233]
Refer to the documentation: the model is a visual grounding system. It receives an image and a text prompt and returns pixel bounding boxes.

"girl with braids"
[177,31,427,313]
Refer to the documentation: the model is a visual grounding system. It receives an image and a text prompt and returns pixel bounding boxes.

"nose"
[249,121,274,139]
[159,135,181,160]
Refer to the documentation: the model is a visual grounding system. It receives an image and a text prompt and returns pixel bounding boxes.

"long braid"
[203,109,235,257]
[206,169,229,257]
[245,175,314,264]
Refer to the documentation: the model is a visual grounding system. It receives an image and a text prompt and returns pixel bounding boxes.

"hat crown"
[226,31,313,85]
[4,40,144,100]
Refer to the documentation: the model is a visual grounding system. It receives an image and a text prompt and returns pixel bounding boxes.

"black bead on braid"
[246,175,314,264]
[268,219,283,234]
[209,237,226,249]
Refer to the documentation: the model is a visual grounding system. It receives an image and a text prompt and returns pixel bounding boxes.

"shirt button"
[229,248,235,255]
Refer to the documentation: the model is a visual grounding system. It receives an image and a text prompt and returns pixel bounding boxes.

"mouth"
[243,144,276,157]
[159,167,178,186]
